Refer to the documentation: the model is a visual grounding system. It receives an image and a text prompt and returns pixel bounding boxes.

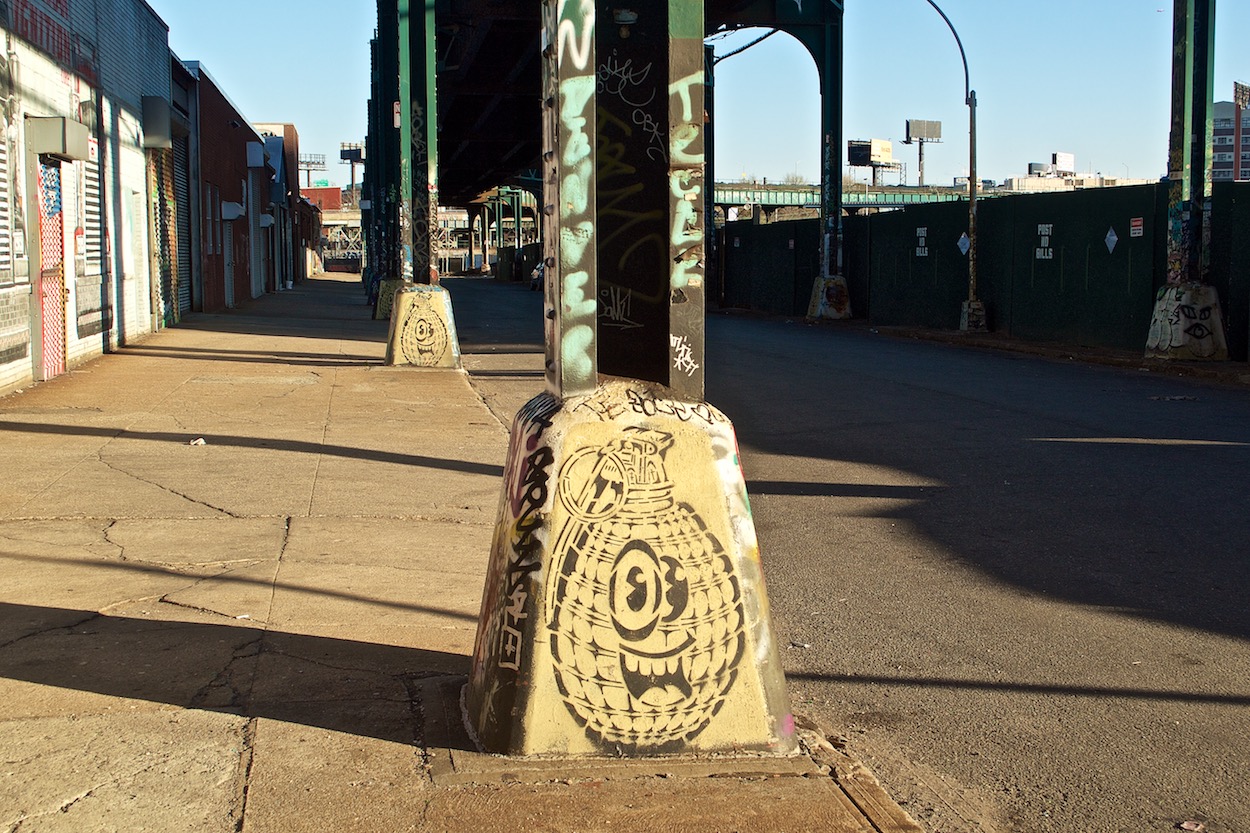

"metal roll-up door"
[173,137,192,314]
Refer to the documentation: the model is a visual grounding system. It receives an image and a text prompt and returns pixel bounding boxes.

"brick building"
[1212,100,1250,182]
[305,186,343,212]
[1,2,324,397]
[177,62,275,311]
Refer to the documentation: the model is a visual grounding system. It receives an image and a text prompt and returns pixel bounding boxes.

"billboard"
[1052,152,1076,175]
[905,119,942,143]
[848,139,893,166]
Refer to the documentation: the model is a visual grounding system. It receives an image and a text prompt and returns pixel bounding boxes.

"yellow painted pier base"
[465,379,796,757]
[384,284,461,368]
[374,279,409,320]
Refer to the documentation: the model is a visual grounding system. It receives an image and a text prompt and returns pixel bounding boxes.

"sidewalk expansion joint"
[796,719,925,833]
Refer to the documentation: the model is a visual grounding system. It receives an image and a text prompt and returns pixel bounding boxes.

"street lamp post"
[923,0,986,332]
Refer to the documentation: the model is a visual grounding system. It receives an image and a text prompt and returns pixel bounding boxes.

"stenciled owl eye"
[610,541,665,640]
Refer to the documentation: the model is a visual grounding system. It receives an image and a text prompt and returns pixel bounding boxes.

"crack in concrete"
[230,719,257,833]
[306,367,338,517]
[401,674,434,779]
[0,612,103,651]
[100,519,127,560]
[190,636,265,712]
[93,453,241,518]
[157,595,270,625]
[262,518,292,627]
[2,757,168,832]
[98,595,167,616]
[0,520,118,557]
[260,644,407,691]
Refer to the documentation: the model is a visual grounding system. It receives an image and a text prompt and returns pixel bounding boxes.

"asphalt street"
[449,276,1250,833]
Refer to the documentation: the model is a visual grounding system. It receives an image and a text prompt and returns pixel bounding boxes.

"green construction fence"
[716,182,1250,360]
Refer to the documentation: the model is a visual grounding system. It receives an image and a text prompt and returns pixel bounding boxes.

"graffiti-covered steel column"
[1146,0,1227,360]
[365,10,402,308]
[374,0,412,320]
[465,0,795,758]
[541,0,599,397]
[399,0,440,284]
[384,0,462,368]
[593,0,706,395]
[805,4,850,321]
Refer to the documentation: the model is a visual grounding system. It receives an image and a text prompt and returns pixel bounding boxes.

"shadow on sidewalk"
[0,419,505,477]
[3,552,484,621]
[1,602,472,746]
[118,343,383,368]
[785,671,1250,708]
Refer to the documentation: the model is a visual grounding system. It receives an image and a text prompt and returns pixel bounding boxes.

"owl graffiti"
[399,303,449,366]
[547,427,746,752]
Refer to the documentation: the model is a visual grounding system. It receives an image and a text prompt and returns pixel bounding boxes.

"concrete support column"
[465,0,794,759]
[1147,0,1227,360]
[398,0,440,285]
[383,0,460,366]
[466,205,484,271]
[509,189,522,248]
[806,15,851,321]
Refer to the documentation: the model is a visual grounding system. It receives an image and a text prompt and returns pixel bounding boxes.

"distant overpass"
[712,184,968,211]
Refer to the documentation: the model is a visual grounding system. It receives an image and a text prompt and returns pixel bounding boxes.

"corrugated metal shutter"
[147,149,176,326]
[173,137,192,313]
[248,169,264,297]
[0,133,11,277]
[83,157,103,271]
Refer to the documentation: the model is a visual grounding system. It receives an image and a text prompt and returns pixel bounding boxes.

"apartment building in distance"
[1213,99,1250,182]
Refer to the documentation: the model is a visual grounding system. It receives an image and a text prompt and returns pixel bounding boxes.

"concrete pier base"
[960,300,988,332]
[384,284,461,368]
[1146,282,1229,360]
[807,276,852,320]
[373,279,409,320]
[465,379,795,758]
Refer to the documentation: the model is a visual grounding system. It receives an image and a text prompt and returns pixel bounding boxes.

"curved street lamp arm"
[922,0,971,104]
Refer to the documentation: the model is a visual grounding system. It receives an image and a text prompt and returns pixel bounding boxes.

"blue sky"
[146,0,1249,190]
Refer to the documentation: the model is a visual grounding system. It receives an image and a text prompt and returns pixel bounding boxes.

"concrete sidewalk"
[0,274,920,833]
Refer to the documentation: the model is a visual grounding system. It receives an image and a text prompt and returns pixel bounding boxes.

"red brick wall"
[305,187,342,211]
[197,76,269,311]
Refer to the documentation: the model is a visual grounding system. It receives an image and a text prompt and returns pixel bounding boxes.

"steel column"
[540,0,599,397]
[1165,0,1216,286]
[372,5,402,288]
[398,0,440,285]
